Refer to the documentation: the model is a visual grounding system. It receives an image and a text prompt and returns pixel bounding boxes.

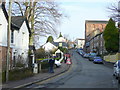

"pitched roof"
[42,42,57,52]
[11,16,25,29]
[1,3,31,34]
[1,3,19,30]
[54,37,67,42]
[11,16,31,34]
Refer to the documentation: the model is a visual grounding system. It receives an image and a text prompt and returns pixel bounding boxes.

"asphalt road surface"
[26,50,119,89]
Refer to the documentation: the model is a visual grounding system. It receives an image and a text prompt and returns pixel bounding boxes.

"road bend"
[25,50,118,89]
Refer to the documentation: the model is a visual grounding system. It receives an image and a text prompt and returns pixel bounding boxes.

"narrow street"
[25,50,118,88]
[1,1,120,90]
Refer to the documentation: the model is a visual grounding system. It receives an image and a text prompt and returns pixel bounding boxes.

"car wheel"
[118,78,120,83]
[113,73,115,76]
[118,80,120,84]
[116,76,118,79]
[55,64,59,68]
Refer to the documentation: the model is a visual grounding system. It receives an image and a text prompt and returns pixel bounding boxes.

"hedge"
[2,68,33,83]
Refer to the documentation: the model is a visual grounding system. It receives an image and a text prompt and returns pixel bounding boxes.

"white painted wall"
[42,42,58,52]
[13,21,29,64]
[54,37,67,42]
[0,5,8,46]
[0,5,30,66]
[77,40,85,48]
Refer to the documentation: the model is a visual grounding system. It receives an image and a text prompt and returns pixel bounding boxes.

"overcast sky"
[54,0,118,41]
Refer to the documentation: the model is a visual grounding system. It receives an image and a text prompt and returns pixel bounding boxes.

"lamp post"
[6,0,12,82]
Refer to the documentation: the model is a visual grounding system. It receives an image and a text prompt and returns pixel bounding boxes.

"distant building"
[89,32,107,55]
[42,42,58,52]
[53,33,68,48]
[54,37,67,43]
[74,38,85,49]
[85,20,108,53]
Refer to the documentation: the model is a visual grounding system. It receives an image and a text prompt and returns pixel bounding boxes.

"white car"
[113,60,120,83]
[55,59,61,67]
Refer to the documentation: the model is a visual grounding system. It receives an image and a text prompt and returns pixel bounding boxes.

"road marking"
[36,64,73,85]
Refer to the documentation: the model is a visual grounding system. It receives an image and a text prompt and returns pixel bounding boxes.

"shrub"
[2,71,6,83]
[2,68,33,82]
[41,61,49,69]
[35,48,47,59]
[15,61,25,67]
[58,47,68,53]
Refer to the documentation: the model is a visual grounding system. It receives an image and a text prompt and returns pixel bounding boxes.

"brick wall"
[0,46,12,71]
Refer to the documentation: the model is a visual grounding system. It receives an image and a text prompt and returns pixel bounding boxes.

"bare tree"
[9,0,64,47]
[107,1,120,22]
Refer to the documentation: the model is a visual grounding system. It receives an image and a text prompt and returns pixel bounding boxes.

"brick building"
[85,20,108,54]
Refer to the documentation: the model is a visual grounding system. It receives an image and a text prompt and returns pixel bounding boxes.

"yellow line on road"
[36,65,73,85]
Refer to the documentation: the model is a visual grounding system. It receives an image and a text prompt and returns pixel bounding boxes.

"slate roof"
[11,16,31,34]
[11,16,25,29]
[1,3,31,34]
[1,3,19,30]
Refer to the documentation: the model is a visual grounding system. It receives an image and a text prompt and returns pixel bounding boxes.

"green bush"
[35,48,48,59]
[2,71,6,83]
[2,68,33,82]
[41,61,49,69]
[58,47,68,53]
[15,61,25,67]
[9,68,33,81]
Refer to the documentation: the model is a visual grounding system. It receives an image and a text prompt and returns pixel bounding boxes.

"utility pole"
[6,0,12,82]
[118,1,120,53]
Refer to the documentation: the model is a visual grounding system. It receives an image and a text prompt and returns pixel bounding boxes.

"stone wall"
[103,53,120,63]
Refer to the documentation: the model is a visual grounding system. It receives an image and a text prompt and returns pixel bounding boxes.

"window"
[11,31,14,43]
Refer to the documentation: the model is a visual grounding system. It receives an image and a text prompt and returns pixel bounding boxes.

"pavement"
[103,60,115,68]
[2,62,70,89]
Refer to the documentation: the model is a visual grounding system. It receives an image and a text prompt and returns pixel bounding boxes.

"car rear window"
[95,57,100,59]
[90,53,96,56]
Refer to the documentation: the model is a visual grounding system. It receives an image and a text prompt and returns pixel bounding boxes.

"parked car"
[88,53,97,61]
[81,51,85,57]
[89,55,95,61]
[93,56,103,64]
[41,58,61,68]
[83,53,90,58]
[113,60,120,83]
[55,59,61,67]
